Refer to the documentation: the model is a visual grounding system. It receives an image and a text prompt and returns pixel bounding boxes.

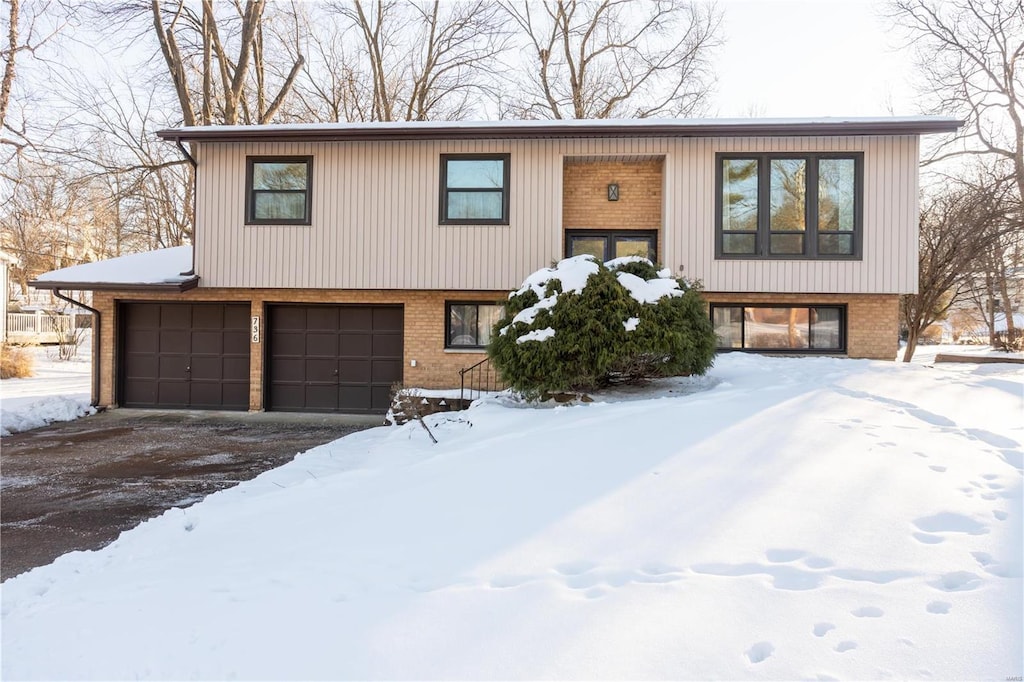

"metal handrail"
[459,356,507,405]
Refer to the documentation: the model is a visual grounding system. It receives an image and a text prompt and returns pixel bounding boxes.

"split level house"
[32,117,961,414]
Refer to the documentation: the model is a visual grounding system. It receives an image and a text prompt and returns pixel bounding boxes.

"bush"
[1,344,35,379]
[488,255,716,397]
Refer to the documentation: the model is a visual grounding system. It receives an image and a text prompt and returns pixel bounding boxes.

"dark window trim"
[439,153,511,225]
[564,229,659,263]
[715,152,863,261]
[710,303,848,354]
[245,155,313,226]
[445,300,504,349]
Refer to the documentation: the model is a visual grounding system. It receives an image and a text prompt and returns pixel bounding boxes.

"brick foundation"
[702,292,900,360]
[91,288,898,412]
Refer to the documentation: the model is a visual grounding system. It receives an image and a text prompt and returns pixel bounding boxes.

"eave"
[29,277,200,293]
[156,117,964,144]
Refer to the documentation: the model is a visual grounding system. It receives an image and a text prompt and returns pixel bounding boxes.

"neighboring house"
[0,250,17,343]
[32,117,960,414]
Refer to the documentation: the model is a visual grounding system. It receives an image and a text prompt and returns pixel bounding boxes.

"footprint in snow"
[765,548,807,563]
[912,532,945,545]
[913,512,989,536]
[851,606,884,618]
[835,641,858,653]
[929,465,947,473]
[926,601,951,614]
[745,641,774,664]
[555,560,597,576]
[813,622,835,637]
[993,510,1008,521]
[930,571,982,592]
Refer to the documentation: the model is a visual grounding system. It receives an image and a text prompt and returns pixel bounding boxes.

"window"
[446,302,503,349]
[246,157,312,225]
[440,154,510,224]
[717,153,861,259]
[565,230,658,263]
[712,305,845,352]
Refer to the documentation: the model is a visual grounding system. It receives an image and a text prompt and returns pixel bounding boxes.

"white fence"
[5,312,85,344]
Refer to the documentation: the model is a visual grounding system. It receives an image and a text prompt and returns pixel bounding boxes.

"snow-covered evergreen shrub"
[488,255,716,396]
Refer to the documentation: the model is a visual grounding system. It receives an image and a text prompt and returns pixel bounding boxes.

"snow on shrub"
[488,255,716,396]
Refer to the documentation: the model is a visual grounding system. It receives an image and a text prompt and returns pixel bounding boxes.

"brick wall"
[91,287,899,412]
[701,292,900,360]
[93,288,506,410]
[562,159,663,229]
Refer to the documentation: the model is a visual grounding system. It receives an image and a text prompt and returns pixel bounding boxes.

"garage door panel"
[306,385,338,410]
[270,357,303,382]
[339,386,371,411]
[190,356,223,381]
[124,353,158,379]
[223,357,250,382]
[159,329,188,352]
[158,355,188,377]
[157,381,189,406]
[306,333,339,357]
[161,305,191,328]
[372,334,403,357]
[370,385,392,411]
[125,328,157,349]
[339,333,372,357]
[223,331,249,356]
[123,379,156,405]
[273,307,307,330]
[268,305,403,413]
[191,331,223,355]
[306,307,339,331]
[341,308,374,331]
[125,303,160,327]
[121,303,249,410]
[339,359,371,383]
[270,332,304,357]
[372,359,403,383]
[192,305,225,329]
[373,307,403,332]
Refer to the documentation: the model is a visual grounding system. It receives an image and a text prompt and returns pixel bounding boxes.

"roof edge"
[30,277,200,293]
[157,118,964,143]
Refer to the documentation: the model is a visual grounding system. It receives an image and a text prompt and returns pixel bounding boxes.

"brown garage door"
[120,303,250,410]
[267,305,403,413]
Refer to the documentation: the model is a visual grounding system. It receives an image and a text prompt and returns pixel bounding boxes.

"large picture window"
[712,305,845,352]
[440,154,510,224]
[565,230,657,263]
[446,302,503,349]
[246,156,312,225]
[717,153,861,259]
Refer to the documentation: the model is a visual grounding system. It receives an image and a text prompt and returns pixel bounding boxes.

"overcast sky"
[713,0,920,118]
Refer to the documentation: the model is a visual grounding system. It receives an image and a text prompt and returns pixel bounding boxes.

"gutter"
[53,289,101,408]
[173,140,199,277]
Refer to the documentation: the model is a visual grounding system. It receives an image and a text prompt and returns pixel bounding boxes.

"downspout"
[175,139,199,277]
[54,288,101,409]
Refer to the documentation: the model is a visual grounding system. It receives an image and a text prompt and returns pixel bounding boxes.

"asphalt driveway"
[0,410,381,581]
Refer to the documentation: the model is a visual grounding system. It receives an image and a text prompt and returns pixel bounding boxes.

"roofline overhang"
[156,118,964,144]
[29,277,200,293]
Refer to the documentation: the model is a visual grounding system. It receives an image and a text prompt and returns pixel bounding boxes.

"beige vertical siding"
[195,135,920,294]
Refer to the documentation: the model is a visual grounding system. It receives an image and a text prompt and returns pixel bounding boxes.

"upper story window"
[565,230,658,263]
[717,153,861,259]
[246,156,312,225]
[440,154,510,225]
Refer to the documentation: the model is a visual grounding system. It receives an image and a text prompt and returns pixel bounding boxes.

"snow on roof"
[32,246,196,290]
[157,116,963,142]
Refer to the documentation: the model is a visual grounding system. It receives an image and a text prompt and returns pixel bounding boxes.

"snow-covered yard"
[1,350,1021,680]
[0,340,93,436]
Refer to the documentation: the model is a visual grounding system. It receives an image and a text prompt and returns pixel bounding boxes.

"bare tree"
[901,176,1014,361]
[500,0,721,119]
[892,0,1024,200]
[294,1,508,122]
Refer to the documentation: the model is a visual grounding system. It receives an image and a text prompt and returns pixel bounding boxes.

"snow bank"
[1,394,95,436]
[2,354,1021,680]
